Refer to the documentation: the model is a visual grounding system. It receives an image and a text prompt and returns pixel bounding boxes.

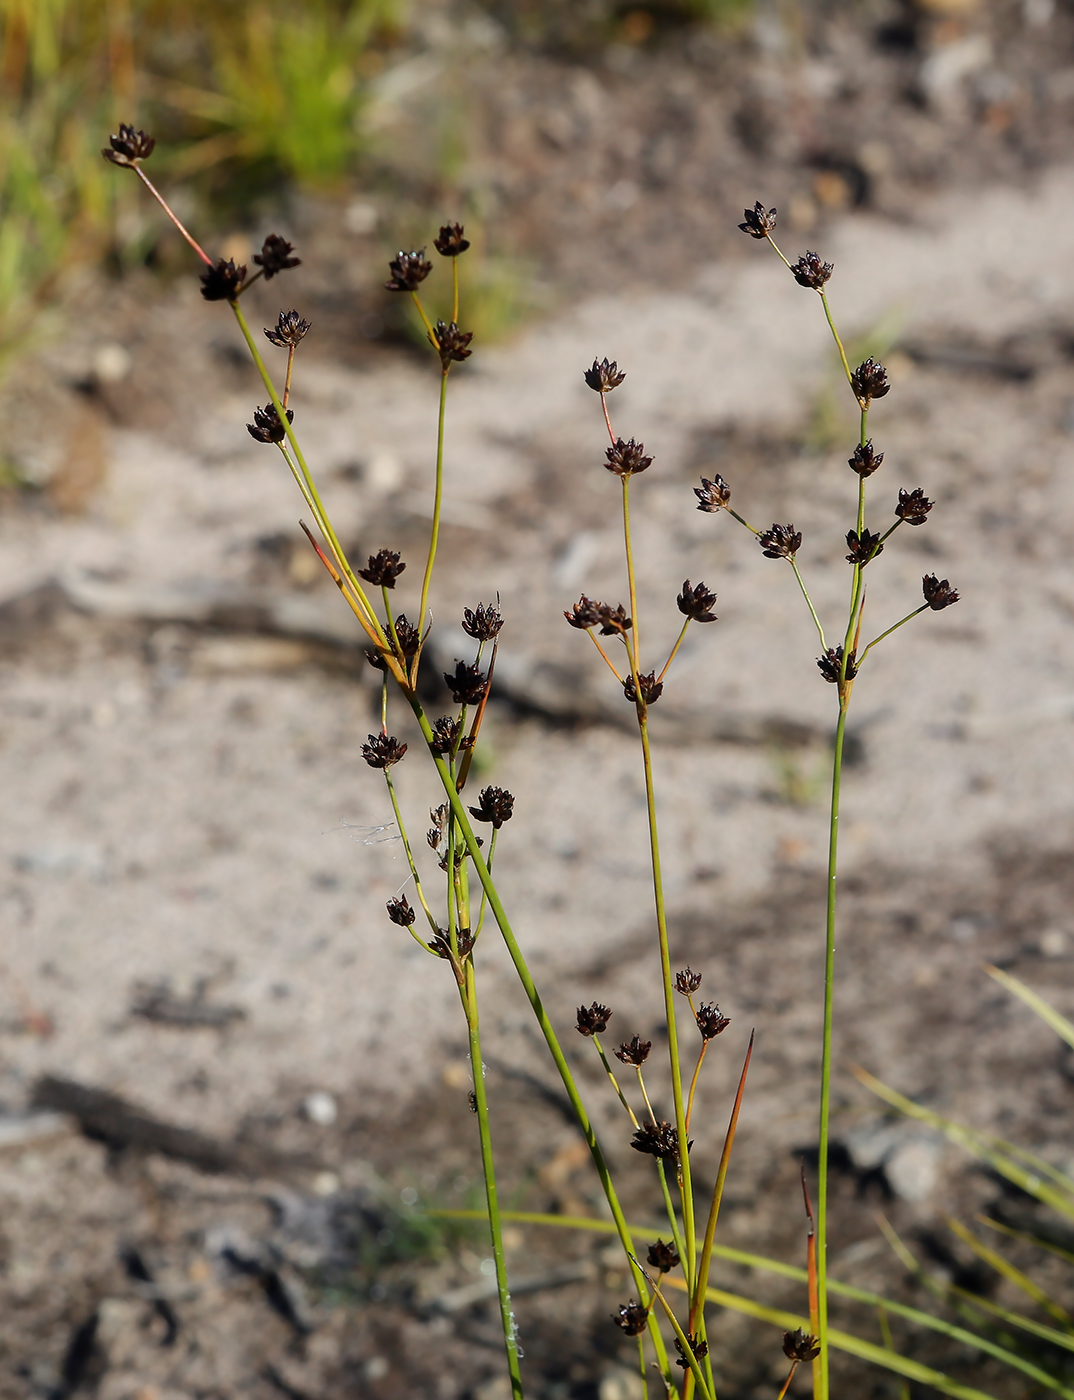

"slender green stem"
[283,344,295,408]
[411,290,436,342]
[765,233,794,272]
[727,507,759,535]
[637,1337,648,1400]
[816,701,848,1400]
[414,369,450,675]
[383,771,437,944]
[685,1041,707,1133]
[382,584,402,659]
[586,628,625,683]
[819,291,854,392]
[380,672,388,732]
[452,258,459,325]
[789,559,826,650]
[644,1271,715,1400]
[134,167,212,264]
[592,1037,638,1127]
[622,477,642,670]
[656,1160,690,1280]
[858,606,928,666]
[635,1066,658,1125]
[472,828,498,941]
[657,619,691,685]
[462,961,524,1399]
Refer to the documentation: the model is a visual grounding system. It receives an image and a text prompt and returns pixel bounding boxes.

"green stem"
[656,1159,690,1277]
[622,476,642,670]
[592,1037,639,1127]
[383,771,438,941]
[414,368,450,677]
[657,619,691,685]
[472,828,498,941]
[820,291,854,393]
[858,606,928,666]
[789,559,826,650]
[462,961,524,1399]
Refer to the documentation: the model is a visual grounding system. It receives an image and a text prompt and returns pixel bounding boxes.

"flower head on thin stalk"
[674,1335,709,1370]
[646,1239,680,1273]
[922,574,960,610]
[845,528,884,566]
[849,440,883,478]
[385,249,433,291]
[630,1120,679,1163]
[444,660,488,704]
[695,474,731,512]
[386,895,416,927]
[102,123,155,167]
[358,549,406,588]
[462,602,504,640]
[584,358,627,392]
[564,595,603,630]
[614,1035,652,1065]
[896,487,934,525]
[677,580,718,623]
[783,1330,821,1362]
[265,310,311,347]
[604,437,653,477]
[851,357,890,404]
[758,523,802,559]
[247,402,294,443]
[612,1300,649,1336]
[434,222,470,256]
[429,716,462,754]
[791,251,833,290]
[576,1002,613,1036]
[435,320,474,366]
[696,1003,731,1040]
[597,602,632,635]
[817,645,858,683]
[432,926,475,960]
[392,614,421,657]
[254,234,301,279]
[427,804,448,850]
[623,671,663,705]
[739,201,776,239]
[361,733,408,768]
[675,967,702,995]
[200,258,247,302]
[469,786,515,828]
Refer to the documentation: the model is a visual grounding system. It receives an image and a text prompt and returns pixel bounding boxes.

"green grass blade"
[986,965,1074,1051]
[948,1217,1073,1327]
[978,1215,1074,1270]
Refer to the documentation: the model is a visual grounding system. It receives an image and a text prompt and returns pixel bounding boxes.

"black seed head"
[739,201,776,239]
[597,602,632,635]
[444,660,487,705]
[576,1002,612,1036]
[783,1329,821,1363]
[696,1003,731,1040]
[922,574,959,610]
[361,733,408,768]
[677,579,717,623]
[849,440,884,478]
[247,402,294,444]
[791,250,833,290]
[614,1034,652,1066]
[427,803,448,850]
[612,1300,649,1336]
[102,123,155,167]
[675,967,702,995]
[674,1335,710,1370]
[817,645,858,684]
[431,926,475,960]
[386,895,416,927]
[695,474,731,512]
[584,358,627,393]
[385,249,433,292]
[646,1239,680,1273]
[392,614,421,657]
[434,222,470,257]
[564,594,602,629]
[358,549,406,588]
[430,716,461,754]
[630,1121,679,1163]
[468,785,514,829]
[435,320,474,366]
[462,602,504,641]
[605,437,652,477]
[364,647,388,672]
[265,309,311,348]
[200,258,247,303]
[845,528,884,566]
[851,357,890,404]
[896,487,933,526]
[624,671,663,705]
[758,523,802,560]
[254,233,301,279]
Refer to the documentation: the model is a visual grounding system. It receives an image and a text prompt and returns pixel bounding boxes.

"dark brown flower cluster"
[200,258,246,302]
[791,251,833,290]
[695,474,731,512]
[247,402,294,444]
[584,358,626,393]
[624,671,663,705]
[851,358,890,404]
[783,1329,821,1363]
[696,1003,730,1040]
[468,786,514,828]
[361,733,407,768]
[385,249,432,292]
[817,645,858,684]
[427,804,448,850]
[612,1300,649,1336]
[630,1121,679,1163]
[677,580,717,623]
[431,927,475,960]
[845,528,884,566]
[922,574,959,610]
[564,595,602,630]
[896,487,933,525]
[435,321,473,365]
[365,647,388,672]
[444,660,487,704]
[430,716,462,754]
[265,310,311,348]
[674,1335,709,1371]
[758,523,802,559]
[391,615,421,657]
[102,123,155,166]
[605,437,652,477]
[576,1002,612,1036]
[675,967,702,995]
[358,549,406,588]
[614,1035,651,1065]
[646,1239,680,1273]
[462,602,504,641]
[386,895,415,927]
[739,201,776,239]
[254,234,300,279]
[434,223,470,257]
[598,602,632,635]
[848,440,883,477]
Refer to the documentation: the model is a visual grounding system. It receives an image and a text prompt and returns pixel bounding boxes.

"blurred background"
[3,0,1074,1397]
